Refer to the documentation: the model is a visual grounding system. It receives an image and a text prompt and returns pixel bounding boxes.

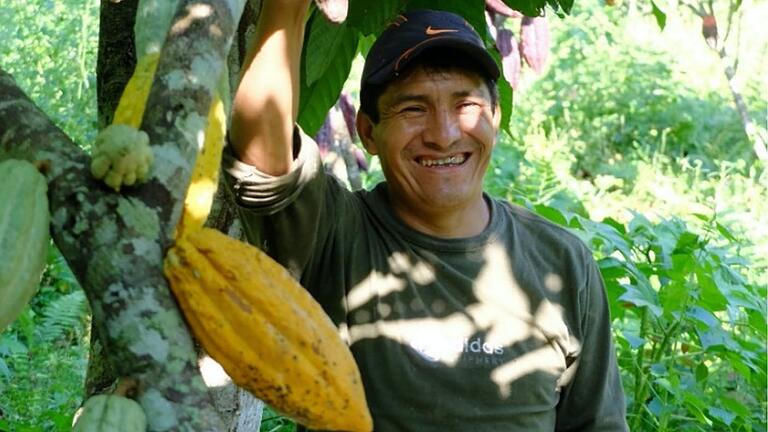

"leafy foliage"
[2,0,767,430]
[298,0,572,135]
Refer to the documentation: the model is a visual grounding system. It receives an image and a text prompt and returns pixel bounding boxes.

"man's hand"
[314,0,348,23]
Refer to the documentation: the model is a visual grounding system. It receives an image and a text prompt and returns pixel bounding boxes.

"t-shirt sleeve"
[555,254,629,431]
[221,127,328,279]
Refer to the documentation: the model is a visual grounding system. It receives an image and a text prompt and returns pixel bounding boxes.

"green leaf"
[405,0,487,37]
[668,253,695,279]
[578,216,633,259]
[622,330,645,348]
[650,0,667,30]
[347,0,406,36]
[498,71,514,135]
[695,362,708,382]
[715,222,737,242]
[660,279,688,316]
[708,407,736,426]
[305,18,352,86]
[682,392,713,426]
[673,231,699,253]
[533,204,568,225]
[298,14,358,136]
[598,256,628,280]
[602,217,626,235]
[696,268,728,312]
[720,396,752,418]
[619,282,662,316]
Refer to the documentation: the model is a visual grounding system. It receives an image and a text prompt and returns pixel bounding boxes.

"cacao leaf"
[405,0,487,44]
[486,47,514,134]
[495,28,521,89]
[347,0,406,36]
[305,15,351,86]
[299,12,357,136]
[314,0,348,23]
[519,16,549,74]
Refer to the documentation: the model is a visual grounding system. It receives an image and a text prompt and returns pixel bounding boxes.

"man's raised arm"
[230,0,310,176]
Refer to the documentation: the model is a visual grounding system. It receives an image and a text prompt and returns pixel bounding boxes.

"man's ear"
[356,112,379,156]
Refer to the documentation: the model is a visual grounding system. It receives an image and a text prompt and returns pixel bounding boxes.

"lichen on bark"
[0,0,248,429]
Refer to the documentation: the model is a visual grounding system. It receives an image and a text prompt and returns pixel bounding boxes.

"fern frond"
[38,290,88,343]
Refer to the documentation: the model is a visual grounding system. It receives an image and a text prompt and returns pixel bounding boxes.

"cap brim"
[365,37,500,86]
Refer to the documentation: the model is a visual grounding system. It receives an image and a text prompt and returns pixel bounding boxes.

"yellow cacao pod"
[0,159,50,331]
[72,394,147,432]
[163,227,372,432]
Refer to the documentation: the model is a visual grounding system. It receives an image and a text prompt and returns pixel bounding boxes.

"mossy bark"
[0,0,246,429]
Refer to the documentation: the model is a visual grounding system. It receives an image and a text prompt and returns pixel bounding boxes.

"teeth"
[419,154,466,167]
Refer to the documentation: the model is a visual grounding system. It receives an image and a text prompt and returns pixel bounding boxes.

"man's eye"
[400,106,424,113]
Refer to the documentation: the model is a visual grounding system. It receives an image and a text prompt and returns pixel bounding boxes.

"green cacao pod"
[72,395,147,432]
[0,159,50,331]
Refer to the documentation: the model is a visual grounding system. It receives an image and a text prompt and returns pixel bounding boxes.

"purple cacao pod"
[315,116,333,157]
[496,28,521,89]
[353,147,368,172]
[519,16,549,74]
[338,93,357,141]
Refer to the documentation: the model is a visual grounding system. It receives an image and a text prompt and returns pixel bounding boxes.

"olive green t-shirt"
[223,131,627,431]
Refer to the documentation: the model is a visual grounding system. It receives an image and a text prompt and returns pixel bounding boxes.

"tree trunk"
[89,0,267,428]
[0,0,246,429]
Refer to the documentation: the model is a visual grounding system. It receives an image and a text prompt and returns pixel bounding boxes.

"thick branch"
[1,0,247,429]
[0,70,222,430]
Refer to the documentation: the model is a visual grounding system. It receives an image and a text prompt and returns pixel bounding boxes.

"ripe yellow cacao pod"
[0,159,50,331]
[72,394,147,432]
[164,227,372,432]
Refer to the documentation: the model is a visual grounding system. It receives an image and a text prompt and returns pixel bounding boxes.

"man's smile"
[415,152,470,168]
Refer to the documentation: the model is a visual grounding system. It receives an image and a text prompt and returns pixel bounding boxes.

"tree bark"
[0,0,246,429]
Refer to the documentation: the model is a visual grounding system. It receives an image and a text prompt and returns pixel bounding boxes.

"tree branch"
[0,0,247,429]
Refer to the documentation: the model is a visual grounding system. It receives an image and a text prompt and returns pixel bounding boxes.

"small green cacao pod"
[0,159,50,331]
[72,395,147,432]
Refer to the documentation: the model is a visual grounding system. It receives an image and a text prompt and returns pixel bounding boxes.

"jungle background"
[0,0,766,430]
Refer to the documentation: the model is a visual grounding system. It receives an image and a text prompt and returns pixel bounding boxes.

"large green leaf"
[348,0,406,36]
[305,19,352,86]
[404,0,487,41]
[298,13,358,135]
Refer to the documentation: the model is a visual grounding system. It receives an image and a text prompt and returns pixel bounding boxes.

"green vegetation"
[1,0,765,430]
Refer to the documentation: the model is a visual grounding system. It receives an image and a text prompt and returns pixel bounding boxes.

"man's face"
[357,66,500,229]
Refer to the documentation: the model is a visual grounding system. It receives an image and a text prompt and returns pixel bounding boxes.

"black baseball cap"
[361,9,500,88]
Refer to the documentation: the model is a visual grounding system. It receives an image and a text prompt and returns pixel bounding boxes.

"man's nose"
[422,108,461,149]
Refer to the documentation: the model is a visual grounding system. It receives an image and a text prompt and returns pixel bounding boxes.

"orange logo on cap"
[425,26,459,35]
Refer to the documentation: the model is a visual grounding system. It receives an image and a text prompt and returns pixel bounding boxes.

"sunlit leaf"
[650,0,667,30]
[619,282,662,316]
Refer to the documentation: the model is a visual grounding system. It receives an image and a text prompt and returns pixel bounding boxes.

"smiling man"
[225,2,628,431]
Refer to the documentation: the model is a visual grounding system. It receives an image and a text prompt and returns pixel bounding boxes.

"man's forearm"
[230,0,310,175]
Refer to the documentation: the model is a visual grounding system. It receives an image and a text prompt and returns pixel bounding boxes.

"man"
[225,1,628,430]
